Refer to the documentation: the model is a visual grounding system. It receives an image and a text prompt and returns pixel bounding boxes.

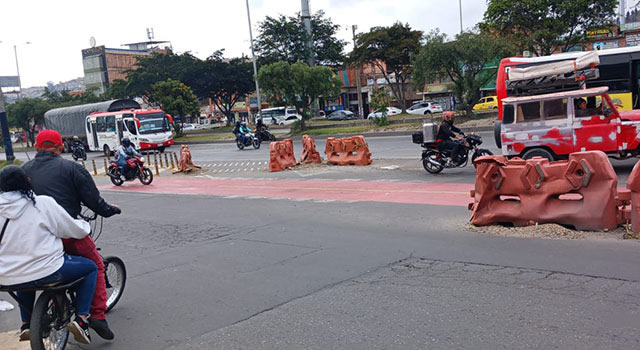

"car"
[407,101,443,115]
[181,123,200,131]
[327,110,357,121]
[473,96,499,111]
[278,114,302,125]
[368,107,402,119]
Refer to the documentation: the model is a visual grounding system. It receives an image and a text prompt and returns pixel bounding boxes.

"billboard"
[622,1,640,31]
[0,76,19,88]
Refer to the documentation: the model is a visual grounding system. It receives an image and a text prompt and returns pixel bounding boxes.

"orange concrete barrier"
[324,136,372,166]
[469,151,619,231]
[300,135,322,164]
[624,161,640,233]
[269,139,297,172]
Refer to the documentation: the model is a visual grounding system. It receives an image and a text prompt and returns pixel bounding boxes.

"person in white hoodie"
[0,166,97,345]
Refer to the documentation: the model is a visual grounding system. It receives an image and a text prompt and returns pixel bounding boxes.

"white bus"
[86,108,174,156]
[44,99,174,155]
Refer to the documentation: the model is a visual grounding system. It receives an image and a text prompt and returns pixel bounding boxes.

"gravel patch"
[463,223,632,241]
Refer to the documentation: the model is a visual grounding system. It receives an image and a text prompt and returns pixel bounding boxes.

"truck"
[44,99,174,154]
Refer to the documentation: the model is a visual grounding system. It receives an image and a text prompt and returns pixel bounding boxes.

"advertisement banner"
[593,41,619,50]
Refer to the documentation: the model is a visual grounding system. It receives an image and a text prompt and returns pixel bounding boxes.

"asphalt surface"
[1,133,640,349]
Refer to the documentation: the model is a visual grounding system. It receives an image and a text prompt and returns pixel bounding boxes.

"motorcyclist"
[72,136,83,151]
[436,111,465,164]
[233,121,251,145]
[116,138,142,179]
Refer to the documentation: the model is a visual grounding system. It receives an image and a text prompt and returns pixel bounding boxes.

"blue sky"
[0,0,487,89]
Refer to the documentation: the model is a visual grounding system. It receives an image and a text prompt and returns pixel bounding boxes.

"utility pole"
[0,88,16,161]
[245,0,262,123]
[459,0,463,34]
[352,25,364,118]
[301,0,314,66]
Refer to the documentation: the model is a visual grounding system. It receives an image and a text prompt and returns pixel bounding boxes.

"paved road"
[2,133,640,349]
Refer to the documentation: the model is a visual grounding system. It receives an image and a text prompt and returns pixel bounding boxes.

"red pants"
[63,236,107,320]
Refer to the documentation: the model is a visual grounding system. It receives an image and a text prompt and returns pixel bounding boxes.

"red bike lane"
[99,177,473,207]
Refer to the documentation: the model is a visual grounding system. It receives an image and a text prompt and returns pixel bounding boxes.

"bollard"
[154,158,160,175]
[103,159,108,175]
[173,152,179,169]
[164,153,169,168]
[153,150,157,167]
[92,160,98,176]
[159,152,164,168]
[107,152,111,162]
[81,160,86,170]
[170,152,176,169]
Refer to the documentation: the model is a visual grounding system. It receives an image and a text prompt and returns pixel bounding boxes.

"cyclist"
[0,166,96,344]
[23,130,120,340]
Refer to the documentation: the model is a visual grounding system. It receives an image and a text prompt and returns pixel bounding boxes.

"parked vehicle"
[327,110,357,121]
[236,132,261,150]
[107,155,153,186]
[407,102,443,115]
[413,122,492,174]
[473,96,498,111]
[44,99,174,155]
[368,107,402,119]
[258,107,302,125]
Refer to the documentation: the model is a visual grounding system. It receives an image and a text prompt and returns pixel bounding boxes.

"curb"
[174,126,495,146]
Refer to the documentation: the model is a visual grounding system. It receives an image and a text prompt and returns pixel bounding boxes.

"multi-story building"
[81,40,170,95]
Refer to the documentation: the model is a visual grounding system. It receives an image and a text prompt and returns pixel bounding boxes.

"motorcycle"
[414,129,493,174]
[107,155,153,186]
[254,126,276,142]
[236,132,261,150]
[71,143,87,161]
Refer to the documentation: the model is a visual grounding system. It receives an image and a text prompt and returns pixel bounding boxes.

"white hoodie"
[0,192,90,286]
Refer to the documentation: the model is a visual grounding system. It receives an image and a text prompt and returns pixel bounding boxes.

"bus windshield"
[137,113,170,134]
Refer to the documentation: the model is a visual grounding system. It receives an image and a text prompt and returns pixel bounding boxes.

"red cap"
[36,129,63,148]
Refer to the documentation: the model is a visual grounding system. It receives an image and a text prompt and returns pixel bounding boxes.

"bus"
[44,99,174,155]
[496,46,640,121]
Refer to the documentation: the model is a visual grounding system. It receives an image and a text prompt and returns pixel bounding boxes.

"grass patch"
[293,122,421,136]
[0,159,23,169]
[182,125,234,135]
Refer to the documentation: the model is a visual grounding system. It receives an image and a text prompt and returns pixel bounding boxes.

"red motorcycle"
[108,156,153,186]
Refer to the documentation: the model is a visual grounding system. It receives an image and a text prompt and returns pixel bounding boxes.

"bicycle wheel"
[31,292,70,350]
[104,256,127,312]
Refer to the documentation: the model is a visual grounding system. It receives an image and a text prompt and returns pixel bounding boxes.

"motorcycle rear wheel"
[108,167,124,186]
[139,168,153,185]
[422,151,444,174]
[236,139,245,150]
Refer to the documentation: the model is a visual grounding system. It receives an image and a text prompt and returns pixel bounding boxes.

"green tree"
[41,87,103,106]
[350,22,422,113]
[151,79,200,136]
[258,61,342,130]
[6,98,51,146]
[255,11,346,66]
[188,54,255,126]
[107,52,199,100]
[482,0,617,56]
[413,29,515,116]
[368,88,392,126]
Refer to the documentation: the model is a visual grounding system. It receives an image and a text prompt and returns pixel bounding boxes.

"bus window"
[105,116,116,132]
[96,116,106,132]
[125,120,138,135]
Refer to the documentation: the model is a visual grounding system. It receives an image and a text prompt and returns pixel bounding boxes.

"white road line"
[250,168,254,172]
[243,168,248,172]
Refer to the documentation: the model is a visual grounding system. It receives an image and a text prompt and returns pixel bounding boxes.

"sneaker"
[89,317,115,340]
[19,323,29,342]
[68,317,91,344]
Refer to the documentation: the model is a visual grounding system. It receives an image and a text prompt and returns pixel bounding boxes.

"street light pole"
[459,0,463,34]
[245,0,262,123]
[352,25,364,118]
[13,45,22,99]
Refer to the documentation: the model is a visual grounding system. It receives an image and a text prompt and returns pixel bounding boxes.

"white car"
[182,123,200,131]
[368,107,402,119]
[276,114,302,125]
[407,102,443,115]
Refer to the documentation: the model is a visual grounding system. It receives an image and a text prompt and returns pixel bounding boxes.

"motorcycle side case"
[412,131,423,144]
[422,123,437,143]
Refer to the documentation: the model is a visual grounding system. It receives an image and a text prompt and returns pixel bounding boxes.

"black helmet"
[121,138,131,146]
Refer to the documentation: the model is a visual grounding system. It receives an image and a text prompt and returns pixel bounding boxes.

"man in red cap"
[22,129,120,340]
[436,111,465,165]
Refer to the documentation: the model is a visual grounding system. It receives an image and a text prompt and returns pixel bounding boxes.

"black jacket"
[22,151,120,219]
[437,120,462,141]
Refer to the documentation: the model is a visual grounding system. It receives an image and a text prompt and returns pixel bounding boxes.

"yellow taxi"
[473,96,498,110]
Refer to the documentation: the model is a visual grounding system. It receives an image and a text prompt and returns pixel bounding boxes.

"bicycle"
[0,209,126,350]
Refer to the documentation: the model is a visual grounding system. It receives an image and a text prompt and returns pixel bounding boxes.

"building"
[81,40,171,95]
